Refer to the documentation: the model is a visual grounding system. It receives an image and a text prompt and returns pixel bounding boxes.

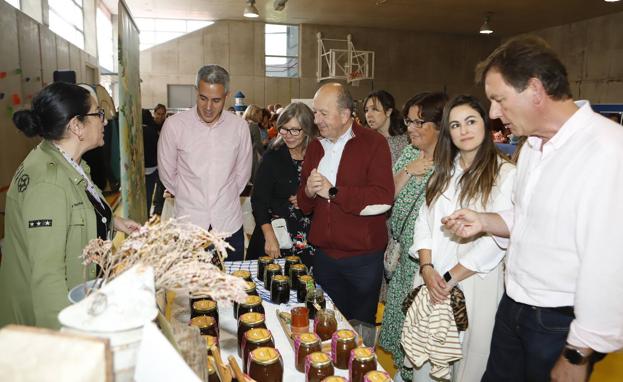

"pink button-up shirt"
[157,107,252,233]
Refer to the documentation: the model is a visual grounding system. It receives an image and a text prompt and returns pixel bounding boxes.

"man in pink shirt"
[158,65,252,261]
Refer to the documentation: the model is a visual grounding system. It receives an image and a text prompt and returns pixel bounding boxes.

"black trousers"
[313,249,383,325]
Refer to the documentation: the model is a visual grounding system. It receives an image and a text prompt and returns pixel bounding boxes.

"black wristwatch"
[328,187,338,200]
[443,271,453,283]
[563,346,591,365]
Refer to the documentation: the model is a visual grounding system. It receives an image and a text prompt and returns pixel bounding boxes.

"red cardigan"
[297,122,395,259]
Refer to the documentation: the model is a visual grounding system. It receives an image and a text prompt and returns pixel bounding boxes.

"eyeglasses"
[278,127,303,136]
[83,109,105,122]
[404,117,426,128]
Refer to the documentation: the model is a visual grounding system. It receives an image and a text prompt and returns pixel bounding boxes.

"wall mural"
[118,0,147,223]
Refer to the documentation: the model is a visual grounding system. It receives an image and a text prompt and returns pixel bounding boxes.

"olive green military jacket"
[0,140,111,329]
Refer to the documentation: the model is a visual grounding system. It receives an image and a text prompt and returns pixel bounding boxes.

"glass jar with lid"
[263,263,282,291]
[190,315,218,339]
[234,280,259,318]
[294,332,321,372]
[257,256,274,280]
[237,312,267,356]
[270,275,290,304]
[236,295,265,320]
[284,255,301,277]
[298,275,315,303]
[248,347,283,382]
[305,352,334,382]
[348,347,377,382]
[232,269,252,281]
[289,263,308,290]
[331,329,357,369]
[192,299,219,325]
[314,309,337,342]
[363,370,392,382]
[243,328,275,373]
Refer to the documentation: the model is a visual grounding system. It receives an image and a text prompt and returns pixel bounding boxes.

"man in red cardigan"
[297,83,394,324]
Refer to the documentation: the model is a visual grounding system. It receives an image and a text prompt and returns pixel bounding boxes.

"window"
[48,0,84,49]
[6,0,20,10]
[265,24,299,78]
[135,17,214,51]
[96,6,114,72]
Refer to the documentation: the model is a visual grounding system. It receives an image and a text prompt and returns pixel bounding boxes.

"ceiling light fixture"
[244,0,260,18]
[604,0,620,3]
[273,0,288,11]
[480,13,494,35]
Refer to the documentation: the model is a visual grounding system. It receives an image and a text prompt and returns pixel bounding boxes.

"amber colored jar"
[190,315,219,338]
[270,275,290,304]
[294,333,321,373]
[363,370,391,382]
[192,299,219,324]
[257,256,274,280]
[202,334,218,354]
[305,288,326,320]
[349,347,377,382]
[237,295,265,320]
[243,328,275,373]
[232,269,252,281]
[288,263,308,290]
[263,263,282,290]
[331,329,357,370]
[305,352,334,382]
[297,275,315,303]
[234,281,259,318]
[248,347,283,382]
[321,377,346,382]
[284,255,301,278]
[237,312,267,356]
[314,309,338,342]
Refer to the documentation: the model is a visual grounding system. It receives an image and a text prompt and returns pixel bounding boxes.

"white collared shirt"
[317,126,354,186]
[499,101,623,353]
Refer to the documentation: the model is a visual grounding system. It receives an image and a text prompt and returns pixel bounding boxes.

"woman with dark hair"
[363,90,408,164]
[247,102,318,267]
[378,92,447,380]
[0,82,140,329]
[407,95,515,381]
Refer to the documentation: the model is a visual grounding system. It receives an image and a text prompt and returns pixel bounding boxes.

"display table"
[220,259,387,380]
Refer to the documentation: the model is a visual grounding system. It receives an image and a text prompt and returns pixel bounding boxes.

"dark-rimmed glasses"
[404,117,426,128]
[83,109,105,122]
[278,127,303,136]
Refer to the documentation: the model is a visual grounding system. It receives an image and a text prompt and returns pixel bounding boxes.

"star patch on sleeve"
[28,219,53,228]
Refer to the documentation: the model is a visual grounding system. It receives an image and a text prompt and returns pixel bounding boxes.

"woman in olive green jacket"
[0,83,140,330]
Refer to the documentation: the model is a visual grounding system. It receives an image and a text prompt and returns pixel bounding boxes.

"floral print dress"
[378,145,432,381]
[283,159,315,266]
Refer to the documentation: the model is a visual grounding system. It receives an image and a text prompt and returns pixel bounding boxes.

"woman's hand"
[288,195,299,209]
[264,233,281,259]
[405,157,433,177]
[114,216,141,235]
[421,267,449,304]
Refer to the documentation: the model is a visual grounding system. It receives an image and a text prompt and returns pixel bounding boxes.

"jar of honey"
[248,347,283,382]
[192,299,219,325]
[284,255,301,277]
[305,288,326,320]
[331,329,357,369]
[232,269,252,281]
[243,328,275,373]
[321,377,346,382]
[237,312,267,356]
[258,256,274,280]
[234,281,259,318]
[190,315,218,338]
[305,352,334,382]
[314,309,337,342]
[297,275,315,303]
[348,347,376,382]
[263,263,282,290]
[288,263,308,290]
[294,333,321,373]
[236,295,265,320]
[363,370,392,382]
[270,275,290,304]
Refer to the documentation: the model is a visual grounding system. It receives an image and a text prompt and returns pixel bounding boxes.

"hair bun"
[13,109,42,138]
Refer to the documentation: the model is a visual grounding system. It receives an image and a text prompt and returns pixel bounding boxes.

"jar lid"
[245,328,272,343]
[333,329,356,342]
[245,281,257,292]
[250,347,280,365]
[272,275,288,284]
[298,332,320,345]
[290,263,306,271]
[190,315,216,329]
[192,299,217,311]
[285,255,301,263]
[232,270,251,279]
[363,371,392,382]
[307,351,331,366]
[352,347,375,361]
[242,295,262,306]
[322,377,347,382]
[266,263,281,271]
[240,312,265,325]
[259,256,273,263]
[202,335,217,348]
[299,275,313,282]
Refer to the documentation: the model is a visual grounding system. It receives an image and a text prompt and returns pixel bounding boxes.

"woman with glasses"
[247,103,319,267]
[378,92,448,381]
[408,95,515,381]
[0,82,140,329]
[363,90,408,165]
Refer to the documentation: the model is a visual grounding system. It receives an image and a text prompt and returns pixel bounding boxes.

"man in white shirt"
[442,36,623,382]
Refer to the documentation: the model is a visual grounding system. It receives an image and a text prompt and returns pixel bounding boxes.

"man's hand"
[405,157,433,177]
[441,209,485,238]
[421,267,449,304]
[288,195,299,209]
[550,354,590,382]
[305,168,333,199]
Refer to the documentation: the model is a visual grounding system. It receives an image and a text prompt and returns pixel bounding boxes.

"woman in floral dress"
[378,92,448,381]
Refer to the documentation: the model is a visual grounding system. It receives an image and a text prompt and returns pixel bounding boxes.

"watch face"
[329,187,337,198]
[563,348,585,365]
